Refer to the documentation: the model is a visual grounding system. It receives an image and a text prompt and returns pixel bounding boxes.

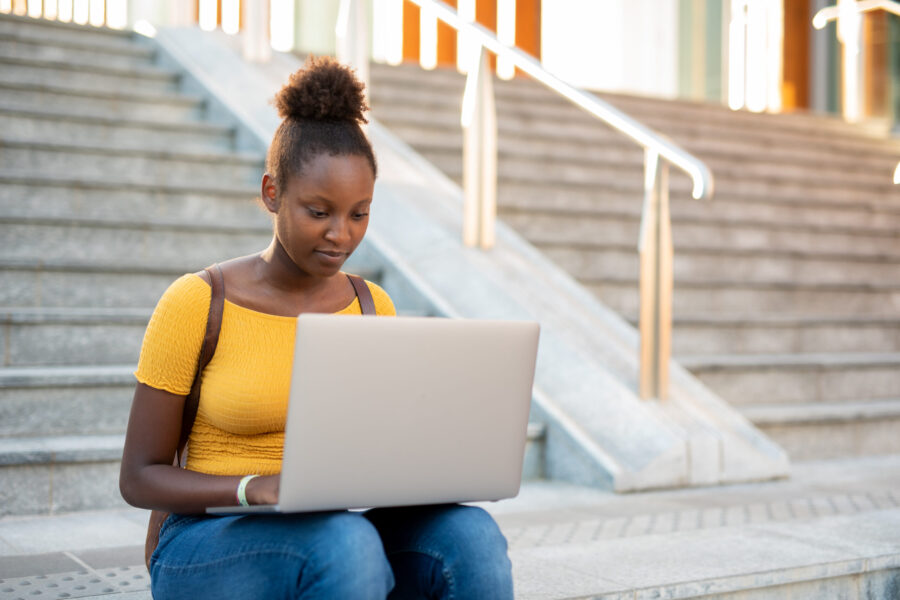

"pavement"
[1,455,899,600]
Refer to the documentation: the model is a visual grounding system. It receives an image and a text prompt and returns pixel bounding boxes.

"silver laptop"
[208,314,540,514]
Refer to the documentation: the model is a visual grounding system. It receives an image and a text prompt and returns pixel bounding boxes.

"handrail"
[337,0,714,401]
[813,0,900,28]
[403,0,714,202]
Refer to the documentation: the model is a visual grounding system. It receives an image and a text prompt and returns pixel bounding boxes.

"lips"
[314,249,348,265]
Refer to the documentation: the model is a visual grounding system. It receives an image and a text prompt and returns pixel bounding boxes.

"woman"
[119,56,514,599]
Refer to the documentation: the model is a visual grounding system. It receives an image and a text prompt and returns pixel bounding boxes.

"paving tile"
[73,546,145,570]
[0,510,144,555]
[0,552,81,578]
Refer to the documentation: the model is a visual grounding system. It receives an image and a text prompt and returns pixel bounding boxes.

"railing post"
[336,0,370,94]
[242,0,271,63]
[460,46,497,249]
[638,149,672,400]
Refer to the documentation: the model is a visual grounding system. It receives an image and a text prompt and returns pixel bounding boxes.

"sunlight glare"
[270,0,295,51]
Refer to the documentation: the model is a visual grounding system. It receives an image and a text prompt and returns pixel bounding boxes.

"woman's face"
[262,153,374,278]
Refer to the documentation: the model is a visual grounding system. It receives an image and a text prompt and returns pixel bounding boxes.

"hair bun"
[273,55,369,124]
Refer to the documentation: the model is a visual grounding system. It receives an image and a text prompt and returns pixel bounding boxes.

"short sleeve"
[367,281,396,316]
[134,274,211,395]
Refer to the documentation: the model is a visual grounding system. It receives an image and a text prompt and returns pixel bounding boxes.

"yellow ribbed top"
[134,273,395,476]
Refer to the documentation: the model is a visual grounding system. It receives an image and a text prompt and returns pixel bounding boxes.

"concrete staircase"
[0,13,278,515]
[369,62,900,461]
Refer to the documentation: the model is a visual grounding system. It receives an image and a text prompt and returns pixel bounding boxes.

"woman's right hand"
[245,474,280,506]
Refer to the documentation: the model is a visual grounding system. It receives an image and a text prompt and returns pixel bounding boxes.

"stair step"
[424,153,896,207]
[680,352,900,405]
[0,81,205,122]
[0,33,154,70]
[664,315,900,354]
[0,308,150,367]
[0,175,264,226]
[0,140,263,188]
[744,400,900,460]
[497,183,900,230]
[0,12,137,50]
[374,100,900,167]
[0,55,179,95]
[1,219,271,273]
[590,278,900,317]
[0,365,134,438]
[0,259,197,308]
[0,433,127,515]
[0,107,236,153]
[541,244,900,288]
[506,211,899,258]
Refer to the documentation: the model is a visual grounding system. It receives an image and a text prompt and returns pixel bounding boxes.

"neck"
[256,237,329,293]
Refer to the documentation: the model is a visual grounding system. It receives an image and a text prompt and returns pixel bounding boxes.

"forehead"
[284,154,374,201]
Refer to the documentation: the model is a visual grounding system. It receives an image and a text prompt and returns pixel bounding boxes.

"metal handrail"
[812,0,900,28]
[402,0,714,202]
[813,0,900,183]
[337,0,714,400]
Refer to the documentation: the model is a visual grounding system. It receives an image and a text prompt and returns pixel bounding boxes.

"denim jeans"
[149,504,513,600]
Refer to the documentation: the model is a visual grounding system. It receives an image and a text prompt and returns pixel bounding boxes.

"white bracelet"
[237,474,260,507]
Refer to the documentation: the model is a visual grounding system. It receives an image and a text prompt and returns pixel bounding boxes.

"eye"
[307,208,328,218]
[353,211,369,220]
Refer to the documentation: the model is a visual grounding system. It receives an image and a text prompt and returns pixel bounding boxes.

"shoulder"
[159,273,211,310]
[364,280,396,316]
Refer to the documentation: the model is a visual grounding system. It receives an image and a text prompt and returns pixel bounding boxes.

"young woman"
[119,57,514,599]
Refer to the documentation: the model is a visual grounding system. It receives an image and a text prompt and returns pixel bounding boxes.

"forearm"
[119,463,247,514]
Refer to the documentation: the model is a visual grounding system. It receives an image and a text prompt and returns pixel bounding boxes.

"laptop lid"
[272,314,540,512]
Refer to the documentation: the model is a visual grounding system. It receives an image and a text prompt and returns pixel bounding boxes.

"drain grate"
[0,566,149,599]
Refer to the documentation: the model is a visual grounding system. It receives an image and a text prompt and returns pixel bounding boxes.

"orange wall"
[402,0,540,71]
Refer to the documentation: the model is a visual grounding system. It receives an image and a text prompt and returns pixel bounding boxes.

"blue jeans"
[149,504,513,599]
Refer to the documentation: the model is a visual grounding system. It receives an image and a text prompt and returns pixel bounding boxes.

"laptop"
[208,314,540,514]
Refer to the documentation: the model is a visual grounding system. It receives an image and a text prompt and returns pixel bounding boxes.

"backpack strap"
[347,274,377,315]
[176,264,225,466]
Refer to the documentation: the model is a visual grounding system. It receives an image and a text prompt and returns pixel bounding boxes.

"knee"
[426,506,513,597]
[301,512,394,596]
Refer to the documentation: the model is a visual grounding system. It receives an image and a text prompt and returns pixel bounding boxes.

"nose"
[323,216,351,246]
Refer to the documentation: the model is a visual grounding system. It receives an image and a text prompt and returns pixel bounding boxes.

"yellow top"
[134,273,396,476]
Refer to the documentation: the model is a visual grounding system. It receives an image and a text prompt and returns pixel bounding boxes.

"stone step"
[745,400,900,460]
[665,315,900,355]
[540,243,900,288]
[422,149,896,207]
[0,33,154,71]
[0,433,128,515]
[0,260,206,308]
[0,12,138,51]
[0,174,264,227]
[0,107,236,153]
[505,210,899,258]
[0,81,205,123]
[0,424,547,515]
[0,141,263,188]
[1,218,272,272]
[0,365,134,437]
[0,55,179,96]
[0,258,387,309]
[680,353,900,405]
[0,308,149,368]
[590,278,900,317]
[371,63,900,149]
[497,183,900,231]
[373,100,900,167]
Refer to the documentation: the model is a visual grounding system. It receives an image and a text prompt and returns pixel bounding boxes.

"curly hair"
[266,56,376,193]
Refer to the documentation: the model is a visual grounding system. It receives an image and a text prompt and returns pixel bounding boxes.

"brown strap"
[176,264,225,466]
[347,274,376,315]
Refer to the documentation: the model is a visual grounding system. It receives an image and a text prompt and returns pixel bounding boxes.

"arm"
[118,383,280,513]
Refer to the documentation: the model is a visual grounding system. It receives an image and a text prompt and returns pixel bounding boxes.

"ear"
[260,173,279,213]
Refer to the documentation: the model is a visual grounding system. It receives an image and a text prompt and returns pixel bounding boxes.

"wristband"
[237,474,260,507]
